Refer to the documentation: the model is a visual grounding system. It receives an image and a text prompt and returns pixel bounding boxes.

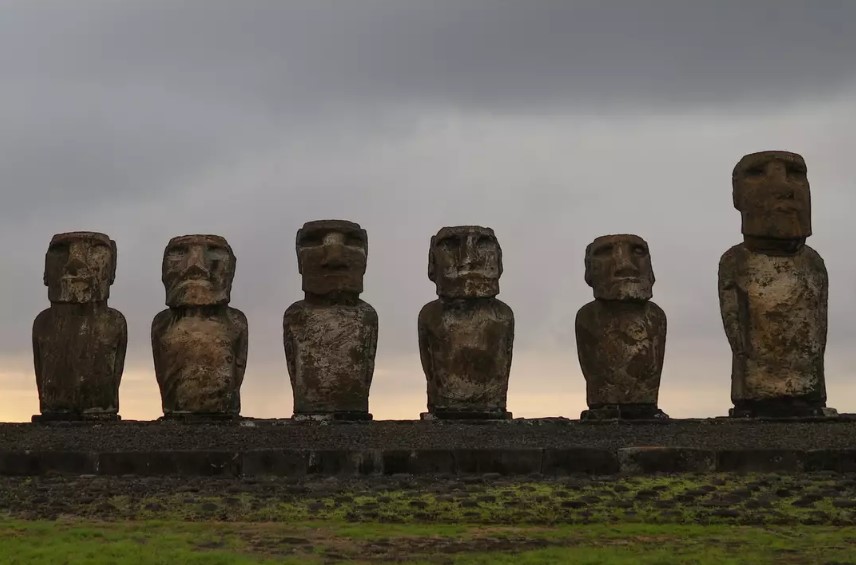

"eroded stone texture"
[419,226,514,419]
[152,235,248,418]
[719,151,833,418]
[284,220,377,420]
[576,235,667,420]
[33,232,127,421]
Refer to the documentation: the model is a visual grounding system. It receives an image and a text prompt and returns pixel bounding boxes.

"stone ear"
[226,248,237,285]
[295,228,304,275]
[109,240,118,285]
[583,243,593,287]
[427,236,436,282]
[648,261,656,287]
[732,177,741,210]
[496,237,503,278]
[359,228,369,273]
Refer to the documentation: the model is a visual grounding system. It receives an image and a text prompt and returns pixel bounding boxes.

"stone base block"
[420,410,512,421]
[32,412,121,423]
[729,400,837,419]
[618,447,715,474]
[159,413,241,423]
[581,404,669,421]
[292,412,373,422]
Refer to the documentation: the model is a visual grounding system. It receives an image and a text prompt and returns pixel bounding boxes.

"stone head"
[585,234,654,301]
[732,150,811,240]
[428,226,502,299]
[296,220,368,296]
[44,232,117,303]
[162,234,235,307]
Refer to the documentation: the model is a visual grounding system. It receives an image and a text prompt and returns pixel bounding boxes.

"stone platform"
[2,417,856,477]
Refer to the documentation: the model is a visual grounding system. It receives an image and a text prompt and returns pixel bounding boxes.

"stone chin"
[50,277,108,304]
[302,273,364,297]
[436,275,499,299]
[593,280,652,302]
[166,280,230,307]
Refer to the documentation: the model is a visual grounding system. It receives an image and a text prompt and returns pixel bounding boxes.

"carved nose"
[322,245,348,269]
[182,263,209,280]
[65,256,87,276]
[766,161,788,182]
[613,249,639,277]
[460,239,478,267]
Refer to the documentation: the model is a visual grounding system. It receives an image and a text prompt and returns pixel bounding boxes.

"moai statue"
[152,235,248,419]
[284,220,377,420]
[418,226,514,419]
[32,232,127,422]
[719,151,834,418]
[575,235,668,420]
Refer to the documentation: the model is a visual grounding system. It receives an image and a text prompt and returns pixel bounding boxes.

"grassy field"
[3,519,856,564]
[3,473,856,563]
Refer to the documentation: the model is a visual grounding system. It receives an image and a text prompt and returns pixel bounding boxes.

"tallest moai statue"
[718,151,834,418]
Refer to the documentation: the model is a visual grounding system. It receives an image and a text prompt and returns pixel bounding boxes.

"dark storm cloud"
[5,1,856,114]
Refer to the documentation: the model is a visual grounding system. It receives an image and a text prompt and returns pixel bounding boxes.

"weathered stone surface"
[0,451,98,476]
[575,234,667,420]
[453,448,542,475]
[284,220,377,419]
[99,451,241,476]
[715,449,804,472]
[719,151,831,417]
[419,226,514,419]
[540,448,620,475]
[152,235,248,417]
[617,447,715,474]
[33,232,127,421]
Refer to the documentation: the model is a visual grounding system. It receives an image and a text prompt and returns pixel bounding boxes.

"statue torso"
[284,300,377,414]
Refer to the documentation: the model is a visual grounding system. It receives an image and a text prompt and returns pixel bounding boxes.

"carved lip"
[774,203,802,212]
[61,275,90,283]
[175,278,213,288]
[614,277,642,283]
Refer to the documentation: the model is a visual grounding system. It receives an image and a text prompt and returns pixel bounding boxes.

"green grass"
[36,473,856,526]
[3,474,856,563]
[1,519,854,564]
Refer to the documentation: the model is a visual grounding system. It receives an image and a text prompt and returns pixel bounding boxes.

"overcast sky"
[2,1,855,421]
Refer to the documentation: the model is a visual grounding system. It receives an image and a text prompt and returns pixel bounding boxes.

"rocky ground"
[3,472,856,525]
[2,417,856,452]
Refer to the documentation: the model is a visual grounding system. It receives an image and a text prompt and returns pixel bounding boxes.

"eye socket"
[206,247,231,265]
[632,245,648,256]
[89,242,111,254]
[744,166,765,177]
[592,244,613,257]
[298,234,324,247]
[345,234,366,247]
[437,236,459,251]
[48,242,69,255]
[786,164,807,178]
[476,235,494,248]
[166,245,188,259]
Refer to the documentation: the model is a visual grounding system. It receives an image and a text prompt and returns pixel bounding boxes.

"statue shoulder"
[226,307,248,330]
[151,309,173,332]
[355,299,378,323]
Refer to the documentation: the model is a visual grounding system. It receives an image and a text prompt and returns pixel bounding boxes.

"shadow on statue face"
[429,226,502,299]
[162,235,235,307]
[585,234,654,301]
[297,220,367,297]
[45,232,116,304]
[733,151,812,240]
